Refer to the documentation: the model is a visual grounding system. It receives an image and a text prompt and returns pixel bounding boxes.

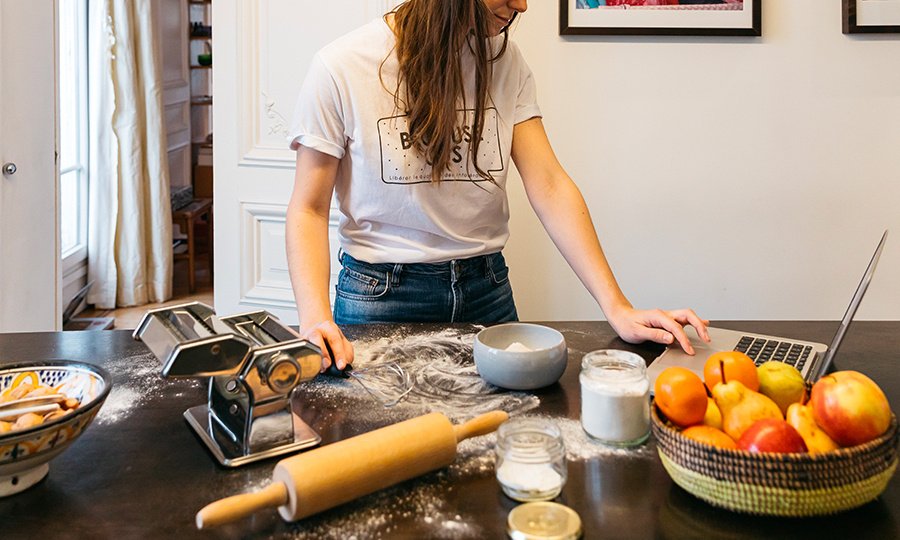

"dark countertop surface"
[0,321,898,539]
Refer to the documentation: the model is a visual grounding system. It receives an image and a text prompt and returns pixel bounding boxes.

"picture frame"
[843,0,900,34]
[559,0,762,37]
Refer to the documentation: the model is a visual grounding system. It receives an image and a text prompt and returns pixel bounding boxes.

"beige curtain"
[87,0,172,309]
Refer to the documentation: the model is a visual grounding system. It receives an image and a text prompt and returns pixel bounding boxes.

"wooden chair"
[172,198,213,293]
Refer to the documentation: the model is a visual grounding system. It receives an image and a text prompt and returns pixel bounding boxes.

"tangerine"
[654,366,708,428]
[704,351,759,392]
[682,425,738,449]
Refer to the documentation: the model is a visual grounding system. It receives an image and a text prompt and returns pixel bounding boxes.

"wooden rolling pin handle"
[195,482,288,530]
[454,410,509,442]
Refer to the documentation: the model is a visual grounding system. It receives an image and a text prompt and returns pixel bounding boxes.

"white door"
[212,1,397,322]
[0,0,59,332]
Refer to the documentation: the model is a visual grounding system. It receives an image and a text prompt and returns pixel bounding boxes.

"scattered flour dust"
[139,326,654,539]
[285,481,482,540]
[279,327,657,539]
[546,416,656,461]
[95,350,200,425]
[302,327,539,422]
[280,327,519,539]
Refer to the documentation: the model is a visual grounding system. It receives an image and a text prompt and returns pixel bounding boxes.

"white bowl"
[0,361,111,496]
[474,323,567,390]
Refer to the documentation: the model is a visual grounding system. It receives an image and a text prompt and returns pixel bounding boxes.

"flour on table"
[247,328,653,539]
[285,473,484,540]
[95,351,199,425]
[552,416,656,461]
[302,327,539,422]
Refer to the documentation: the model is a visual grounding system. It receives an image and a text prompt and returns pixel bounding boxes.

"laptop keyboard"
[734,336,812,372]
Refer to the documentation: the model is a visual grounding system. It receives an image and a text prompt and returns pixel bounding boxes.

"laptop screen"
[815,230,888,379]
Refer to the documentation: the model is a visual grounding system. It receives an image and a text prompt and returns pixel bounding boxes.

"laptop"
[647,230,888,388]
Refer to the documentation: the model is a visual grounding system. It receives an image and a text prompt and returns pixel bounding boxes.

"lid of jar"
[507,501,582,540]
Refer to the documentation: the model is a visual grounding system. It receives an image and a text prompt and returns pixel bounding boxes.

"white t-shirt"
[289,18,541,264]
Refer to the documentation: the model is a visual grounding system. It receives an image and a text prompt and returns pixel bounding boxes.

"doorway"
[59,0,214,331]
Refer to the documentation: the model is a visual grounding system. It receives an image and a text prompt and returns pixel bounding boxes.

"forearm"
[528,177,631,317]
[512,118,707,352]
[286,203,334,328]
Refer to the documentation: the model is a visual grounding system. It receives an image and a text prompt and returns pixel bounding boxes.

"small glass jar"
[495,417,567,502]
[580,350,650,447]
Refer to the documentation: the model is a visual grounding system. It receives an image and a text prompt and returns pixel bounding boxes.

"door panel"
[0,0,59,331]
[213,1,398,322]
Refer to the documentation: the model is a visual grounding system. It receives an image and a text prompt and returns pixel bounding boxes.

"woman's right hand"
[299,320,354,372]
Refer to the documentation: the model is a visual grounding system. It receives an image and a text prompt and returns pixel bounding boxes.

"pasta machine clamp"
[133,302,322,467]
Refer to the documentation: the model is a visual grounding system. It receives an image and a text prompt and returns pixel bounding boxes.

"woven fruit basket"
[651,406,899,517]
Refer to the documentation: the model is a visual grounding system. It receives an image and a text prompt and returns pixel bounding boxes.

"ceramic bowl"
[0,361,111,496]
[473,323,567,390]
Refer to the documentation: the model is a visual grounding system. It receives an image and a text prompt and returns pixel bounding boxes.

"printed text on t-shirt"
[377,108,504,185]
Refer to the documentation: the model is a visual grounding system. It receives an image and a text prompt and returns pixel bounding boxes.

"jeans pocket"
[336,265,389,301]
[487,253,511,286]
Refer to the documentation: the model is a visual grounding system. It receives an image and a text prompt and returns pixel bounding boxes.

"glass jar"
[495,417,567,502]
[580,350,650,447]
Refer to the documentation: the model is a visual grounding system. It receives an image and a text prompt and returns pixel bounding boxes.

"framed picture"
[559,0,762,37]
[843,0,900,33]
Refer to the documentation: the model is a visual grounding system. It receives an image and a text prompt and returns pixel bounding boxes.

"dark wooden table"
[0,322,897,539]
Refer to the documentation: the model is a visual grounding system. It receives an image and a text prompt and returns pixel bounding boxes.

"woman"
[286,0,709,371]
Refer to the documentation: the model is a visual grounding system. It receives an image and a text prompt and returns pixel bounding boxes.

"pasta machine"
[133,302,322,467]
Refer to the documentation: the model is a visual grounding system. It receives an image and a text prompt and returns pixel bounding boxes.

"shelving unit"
[188,0,213,199]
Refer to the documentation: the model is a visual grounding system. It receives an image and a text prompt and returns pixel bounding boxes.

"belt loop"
[337,247,345,265]
[483,253,492,279]
[450,259,459,282]
[391,263,403,287]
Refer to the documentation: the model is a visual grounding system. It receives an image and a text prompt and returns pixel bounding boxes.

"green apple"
[757,361,806,416]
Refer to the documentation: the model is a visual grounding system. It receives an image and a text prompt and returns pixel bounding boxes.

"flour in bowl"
[504,341,533,353]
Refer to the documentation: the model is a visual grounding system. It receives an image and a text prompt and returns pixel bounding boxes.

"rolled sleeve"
[288,54,347,158]
[513,49,542,125]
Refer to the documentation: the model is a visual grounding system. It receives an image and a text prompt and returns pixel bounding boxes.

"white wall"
[506,0,900,321]
[213,0,900,324]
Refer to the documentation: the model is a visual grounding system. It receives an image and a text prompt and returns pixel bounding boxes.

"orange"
[704,351,759,392]
[682,425,738,449]
[654,367,708,428]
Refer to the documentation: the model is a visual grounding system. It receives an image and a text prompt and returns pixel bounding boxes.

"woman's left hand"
[606,306,710,355]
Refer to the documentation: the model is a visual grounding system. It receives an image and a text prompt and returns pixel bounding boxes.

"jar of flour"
[495,417,566,502]
[580,350,650,447]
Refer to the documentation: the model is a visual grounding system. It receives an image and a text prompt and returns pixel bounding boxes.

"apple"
[737,419,808,454]
[809,371,892,447]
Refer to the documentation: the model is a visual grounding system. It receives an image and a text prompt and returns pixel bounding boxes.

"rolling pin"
[196,410,509,529]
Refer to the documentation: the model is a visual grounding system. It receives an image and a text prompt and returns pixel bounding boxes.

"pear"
[702,397,723,431]
[757,361,806,415]
[712,380,784,441]
[786,402,839,454]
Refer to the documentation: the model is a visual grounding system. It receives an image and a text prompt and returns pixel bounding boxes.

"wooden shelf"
[191,0,213,200]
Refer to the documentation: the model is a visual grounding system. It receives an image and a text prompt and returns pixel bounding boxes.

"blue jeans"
[333,251,519,324]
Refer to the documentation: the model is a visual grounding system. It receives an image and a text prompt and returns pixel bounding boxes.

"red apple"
[737,419,808,454]
[810,371,892,447]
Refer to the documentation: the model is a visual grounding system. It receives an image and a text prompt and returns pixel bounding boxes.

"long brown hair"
[386,0,514,184]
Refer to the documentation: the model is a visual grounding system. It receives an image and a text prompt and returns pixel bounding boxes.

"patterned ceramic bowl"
[0,361,111,496]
